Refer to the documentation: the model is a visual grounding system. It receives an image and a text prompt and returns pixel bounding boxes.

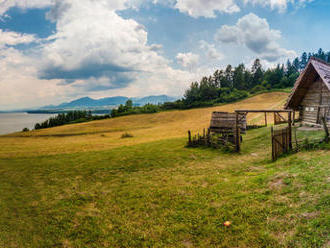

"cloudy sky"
[0,0,329,110]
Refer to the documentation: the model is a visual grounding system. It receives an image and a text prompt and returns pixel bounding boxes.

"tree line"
[111,100,160,117]
[169,48,330,109]
[34,110,110,130]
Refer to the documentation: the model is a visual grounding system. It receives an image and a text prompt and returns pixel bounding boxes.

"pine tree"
[233,64,246,90]
[251,59,263,88]
[300,52,308,70]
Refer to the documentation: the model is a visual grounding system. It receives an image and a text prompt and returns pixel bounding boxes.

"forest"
[179,49,329,109]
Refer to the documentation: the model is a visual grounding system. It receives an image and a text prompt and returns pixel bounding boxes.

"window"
[305,107,315,112]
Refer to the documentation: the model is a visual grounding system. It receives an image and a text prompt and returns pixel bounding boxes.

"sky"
[0,0,329,110]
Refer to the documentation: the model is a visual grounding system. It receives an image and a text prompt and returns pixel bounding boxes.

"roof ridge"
[310,56,330,66]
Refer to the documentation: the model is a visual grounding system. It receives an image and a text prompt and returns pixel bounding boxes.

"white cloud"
[172,0,312,18]
[0,0,199,109]
[0,0,314,19]
[215,13,296,62]
[0,47,67,110]
[199,40,223,60]
[0,0,52,16]
[174,0,240,18]
[0,30,37,48]
[38,0,176,90]
[176,52,199,68]
[243,0,313,12]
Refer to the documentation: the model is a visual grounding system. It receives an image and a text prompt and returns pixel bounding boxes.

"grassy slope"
[0,92,287,159]
[0,92,329,248]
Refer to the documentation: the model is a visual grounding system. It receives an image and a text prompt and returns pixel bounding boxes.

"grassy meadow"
[0,92,329,247]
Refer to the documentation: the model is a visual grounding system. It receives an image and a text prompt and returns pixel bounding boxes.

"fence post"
[188,130,191,146]
[265,112,267,127]
[321,117,329,143]
[271,126,275,161]
[292,111,296,126]
[235,113,240,152]
[288,111,292,150]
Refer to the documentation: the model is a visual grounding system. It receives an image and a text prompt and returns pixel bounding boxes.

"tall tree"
[300,52,308,70]
[251,59,263,87]
[233,64,246,90]
[223,65,233,88]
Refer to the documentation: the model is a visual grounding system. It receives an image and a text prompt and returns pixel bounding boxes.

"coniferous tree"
[251,59,263,88]
[233,64,246,90]
[300,52,308,70]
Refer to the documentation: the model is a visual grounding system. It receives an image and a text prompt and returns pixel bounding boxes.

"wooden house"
[285,57,330,127]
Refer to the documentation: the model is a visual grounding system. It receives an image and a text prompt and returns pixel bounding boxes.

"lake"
[0,113,56,135]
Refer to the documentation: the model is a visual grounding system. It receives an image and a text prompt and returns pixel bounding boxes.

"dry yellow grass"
[0,92,288,158]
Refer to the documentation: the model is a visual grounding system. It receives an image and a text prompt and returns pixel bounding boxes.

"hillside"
[0,91,329,248]
[1,92,287,158]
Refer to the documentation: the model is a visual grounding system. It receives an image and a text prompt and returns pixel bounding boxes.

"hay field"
[0,92,288,159]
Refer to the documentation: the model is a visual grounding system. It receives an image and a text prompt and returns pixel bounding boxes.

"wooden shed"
[285,57,330,127]
[210,112,247,134]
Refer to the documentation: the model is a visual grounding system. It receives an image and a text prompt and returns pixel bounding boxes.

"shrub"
[22,127,30,132]
[250,85,266,94]
[121,132,133,138]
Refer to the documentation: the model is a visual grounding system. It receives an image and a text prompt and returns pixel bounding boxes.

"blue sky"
[0,0,329,110]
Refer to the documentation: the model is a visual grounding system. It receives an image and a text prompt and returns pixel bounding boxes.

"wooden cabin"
[285,57,330,127]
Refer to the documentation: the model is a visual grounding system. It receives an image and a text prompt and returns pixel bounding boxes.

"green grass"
[0,126,329,247]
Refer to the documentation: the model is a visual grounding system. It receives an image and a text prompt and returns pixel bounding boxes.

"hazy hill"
[40,95,177,110]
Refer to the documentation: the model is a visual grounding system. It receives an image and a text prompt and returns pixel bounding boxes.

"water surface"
[0,113,56,135]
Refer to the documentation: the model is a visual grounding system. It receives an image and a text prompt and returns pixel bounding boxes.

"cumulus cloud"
[243,0,313,12]
[37,0,180,91]
[0,30,37,48]
[215,13,296,62]
[0,0,52,16]
[0,47,67,110]
[176,52,199,68]
[199,40,223,60]
[0,0,200,109]
[172,0,312,18]
[174,0,240,18]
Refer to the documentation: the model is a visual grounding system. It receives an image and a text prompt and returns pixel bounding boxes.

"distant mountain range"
[38,95,177,111]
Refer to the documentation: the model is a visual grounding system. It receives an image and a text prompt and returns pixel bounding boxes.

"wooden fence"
[271,126,292,161]
[187,129,237,149]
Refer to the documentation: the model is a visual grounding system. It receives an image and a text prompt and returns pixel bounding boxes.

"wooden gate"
[271,126,291,161]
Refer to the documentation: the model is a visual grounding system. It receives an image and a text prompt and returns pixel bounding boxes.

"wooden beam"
[235,109,293,113]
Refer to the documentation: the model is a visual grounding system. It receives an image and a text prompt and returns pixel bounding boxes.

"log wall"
[300,79,330,126]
